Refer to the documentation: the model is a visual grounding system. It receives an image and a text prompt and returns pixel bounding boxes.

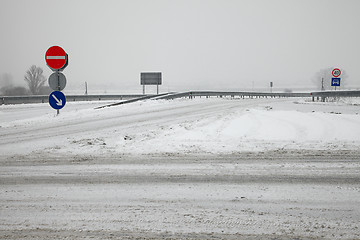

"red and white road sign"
[45,46,67,70]
[332,68,341,78]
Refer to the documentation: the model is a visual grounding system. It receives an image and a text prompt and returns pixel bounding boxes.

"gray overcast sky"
[0,0,359,93]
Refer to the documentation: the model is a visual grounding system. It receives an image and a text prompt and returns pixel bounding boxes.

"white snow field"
[1,97,360,239]
[1,97,360,156]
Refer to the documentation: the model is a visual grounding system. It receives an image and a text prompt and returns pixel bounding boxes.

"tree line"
[0,65,50,96]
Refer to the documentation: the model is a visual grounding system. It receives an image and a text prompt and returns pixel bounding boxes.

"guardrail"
[0,94,146,105]
[311,90,360,97]
[159,91,360,101]
[1,90,360,105]
[310,90,360,102]
[157,91,311,100]
[95,93,170,109]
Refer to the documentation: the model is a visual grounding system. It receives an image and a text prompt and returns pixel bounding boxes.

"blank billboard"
[141,72,162,85]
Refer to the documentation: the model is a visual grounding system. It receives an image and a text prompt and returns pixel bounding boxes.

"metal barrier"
[310,90,360,102]
[1,90,360,105]
[311,90,360,97]
[95,93,170,109]
[159,91,360,101]
[0,94,146,105]
[157,91,311,100]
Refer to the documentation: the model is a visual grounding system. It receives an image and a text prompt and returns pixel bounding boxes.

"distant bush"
[0,86,28,96]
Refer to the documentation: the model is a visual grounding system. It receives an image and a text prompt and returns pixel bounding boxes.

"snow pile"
[119,105,360,154]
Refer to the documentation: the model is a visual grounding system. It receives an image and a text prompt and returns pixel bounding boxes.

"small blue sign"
[49,91,66,110]
[331,78,341,87]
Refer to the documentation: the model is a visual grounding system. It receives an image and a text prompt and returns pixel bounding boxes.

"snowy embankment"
[0,97,360,157]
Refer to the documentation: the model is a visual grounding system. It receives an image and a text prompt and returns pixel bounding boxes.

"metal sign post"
[57,71,60,115]
[45,46,68,115]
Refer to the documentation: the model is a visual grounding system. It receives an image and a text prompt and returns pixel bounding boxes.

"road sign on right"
[331,78,341,87]
[332,68,341,78]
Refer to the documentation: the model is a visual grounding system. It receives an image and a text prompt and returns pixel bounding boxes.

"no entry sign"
[45,46,68,70]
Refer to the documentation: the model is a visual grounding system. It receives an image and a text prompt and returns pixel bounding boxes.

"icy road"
[0,97,360,239]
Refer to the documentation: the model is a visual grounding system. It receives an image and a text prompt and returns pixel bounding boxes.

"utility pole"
[321,77,325,91]
[85,82,88,95]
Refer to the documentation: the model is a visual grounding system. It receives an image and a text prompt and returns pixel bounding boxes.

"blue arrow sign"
[331,78,341,87]
[49,91,66,109]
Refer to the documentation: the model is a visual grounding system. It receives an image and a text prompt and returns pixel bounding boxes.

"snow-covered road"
[1,156,359,239]
[1,97,360,239]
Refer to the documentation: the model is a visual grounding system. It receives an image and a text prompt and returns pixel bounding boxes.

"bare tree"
[24,65,46,95]
[312,67,348,91]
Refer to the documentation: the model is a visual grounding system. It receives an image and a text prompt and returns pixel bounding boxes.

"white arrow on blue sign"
[49,91,66,109]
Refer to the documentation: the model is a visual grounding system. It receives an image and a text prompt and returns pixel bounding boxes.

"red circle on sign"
[332,68,341,78]
[45,46,67,70]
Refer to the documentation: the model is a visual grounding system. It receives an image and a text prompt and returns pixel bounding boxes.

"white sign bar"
[46,56,66,59]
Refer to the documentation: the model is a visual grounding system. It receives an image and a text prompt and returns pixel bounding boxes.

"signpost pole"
[57,70,60,115]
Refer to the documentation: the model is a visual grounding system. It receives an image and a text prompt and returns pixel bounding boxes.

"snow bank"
[120,106,360,154]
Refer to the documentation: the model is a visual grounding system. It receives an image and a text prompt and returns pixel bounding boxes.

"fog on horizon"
[1,0,359,94]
